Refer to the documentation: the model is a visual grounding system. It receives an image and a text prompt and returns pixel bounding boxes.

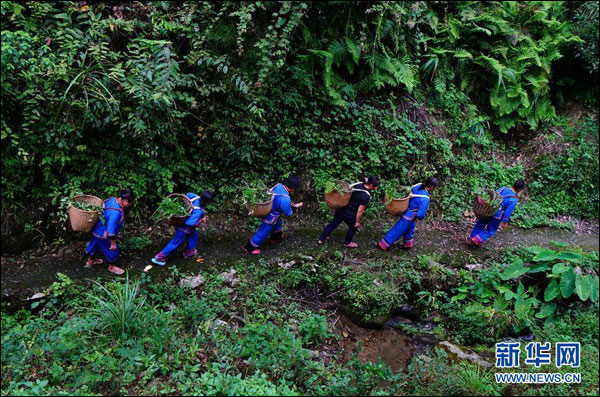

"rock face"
[178,275,206,289]
[219,269,241,287]
[438,341,493,368]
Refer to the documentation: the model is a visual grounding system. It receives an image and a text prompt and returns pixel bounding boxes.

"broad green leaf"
[533,249,557,262]
[560,268,576,298]
[529,264,550,273]
[590,276,599,303]
[575,274,591,301]
[517,281,525,296]
[550,241,568,248]
[556,252,582,262]
[451,293,467,302]
[552,263,571,274]
[544,315,559,329]
[500,259,528,280]
[514,297,532,319]
[526,246,544,255]
[535,302,556,319]
[544,279,560,302]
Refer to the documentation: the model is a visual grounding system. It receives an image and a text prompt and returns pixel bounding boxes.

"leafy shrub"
[89,274,146,337]
[297,313,330,347]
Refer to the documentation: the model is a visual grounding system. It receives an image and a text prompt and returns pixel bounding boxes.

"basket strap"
[188,195,203,210]
[268,184,288,197]
[498,187,517,198]
[408,183,429,200]
[350,182,371,197]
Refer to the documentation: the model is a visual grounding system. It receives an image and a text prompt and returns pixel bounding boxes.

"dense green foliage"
[1,1,598,231]
[2,243,598,395]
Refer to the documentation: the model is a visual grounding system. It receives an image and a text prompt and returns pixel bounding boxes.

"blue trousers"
[381,212,416,247]
[157,226,198,259]
[86,236,119,263]
[250,215,282,248]
[470,218,500,245]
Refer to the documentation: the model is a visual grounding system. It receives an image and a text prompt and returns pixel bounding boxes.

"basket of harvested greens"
[324,180,352,210]
[239,183,274,218]
[473,188,501,220]
[69,195,104,232]
[383,183,411,216]
[154,194,193,226]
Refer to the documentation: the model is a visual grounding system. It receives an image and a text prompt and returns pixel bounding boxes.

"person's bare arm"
[355,205,366,227]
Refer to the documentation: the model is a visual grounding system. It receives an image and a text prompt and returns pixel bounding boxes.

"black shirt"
[338,183,371,220]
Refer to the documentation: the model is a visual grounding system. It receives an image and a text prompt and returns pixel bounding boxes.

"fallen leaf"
[196,258,204,263]
[143,265,153,272]
[342,331,349,338]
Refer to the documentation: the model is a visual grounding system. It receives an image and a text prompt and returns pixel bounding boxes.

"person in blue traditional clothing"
[151,191,215,266]
[244,175,303,255]
[84,189,135,275]
[466,180,526,247]
[377,177,438,251]
[317,176,380,248]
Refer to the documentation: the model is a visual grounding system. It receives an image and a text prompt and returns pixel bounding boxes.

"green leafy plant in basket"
[237,180,273,206]
[153,196,190,222]
[381,181,410,204]
[474,188,502,208]
[70,196,105,224]
[324,179,351,195]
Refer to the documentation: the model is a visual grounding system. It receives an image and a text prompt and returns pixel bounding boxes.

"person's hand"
[110,243,117,250]
[500,222,508,229]
[293,202,303,209]
[201,216,208,224]
[354,222,360,228]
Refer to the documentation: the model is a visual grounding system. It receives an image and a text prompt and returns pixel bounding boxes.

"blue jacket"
[269,183,293,218]
[92,197,124,239]
[407,184,430,220]
[494,186,518,223]
[184,192,205,227]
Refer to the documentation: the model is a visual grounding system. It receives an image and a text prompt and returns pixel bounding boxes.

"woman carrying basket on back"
[317,176,380,248]
[244,175,303,255]
[466,180,525,247]
[151,191,214,266]
[377,177,438,251]
[84,189,135,275]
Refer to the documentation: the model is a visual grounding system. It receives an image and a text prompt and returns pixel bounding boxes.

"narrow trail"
[2,223,598,305]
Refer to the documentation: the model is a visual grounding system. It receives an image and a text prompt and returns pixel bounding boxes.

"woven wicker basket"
[385,195,410,216]
[247,200,273,218]
[166,194,193,226]
[472,196,500,220]
[69,195,104,232]
[324,181,352,210]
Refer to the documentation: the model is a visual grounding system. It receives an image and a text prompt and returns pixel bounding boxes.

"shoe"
[344,242,358,248]
[183,250,197,259]
[317,237,330,245]
[84,258,103,268]
[377,240,388,251]
[108,264,125,275]
[152,258,166,266]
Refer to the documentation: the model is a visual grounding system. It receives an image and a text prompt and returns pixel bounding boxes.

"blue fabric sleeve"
[502,199,517,223]
[186,208,205,227]
[106,210,120,237]
[416,198,430,220]
[281,197,293,217]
